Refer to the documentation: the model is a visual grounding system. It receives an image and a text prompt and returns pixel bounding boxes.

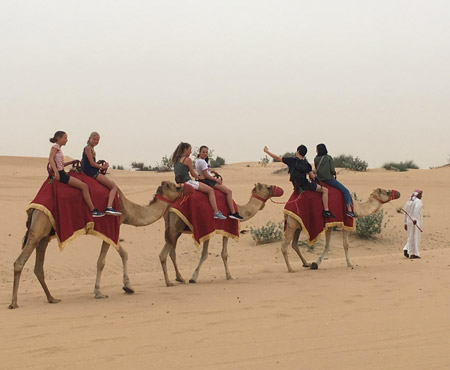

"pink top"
[52,144,65,171]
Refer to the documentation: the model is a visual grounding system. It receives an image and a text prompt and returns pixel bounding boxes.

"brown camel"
[159,183,283,286]
[281,188,400,272]
[9,181,192,309]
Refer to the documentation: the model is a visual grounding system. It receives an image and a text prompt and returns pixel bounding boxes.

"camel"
[281,188,400,272]
[9,181,192,309]
[159,183,283,286]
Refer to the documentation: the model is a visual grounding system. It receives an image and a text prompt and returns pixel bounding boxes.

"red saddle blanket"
[283,183,355,245]
[27,172,120,250]
[169,189,239,246]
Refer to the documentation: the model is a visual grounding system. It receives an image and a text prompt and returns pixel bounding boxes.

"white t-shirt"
[195,158,212,178]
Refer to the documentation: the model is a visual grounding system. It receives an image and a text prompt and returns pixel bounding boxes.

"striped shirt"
[52,144,65,171]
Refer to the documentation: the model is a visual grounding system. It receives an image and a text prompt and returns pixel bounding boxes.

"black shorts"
[204,178,217,187]
[297,182,317,192]
[58,170,70,184]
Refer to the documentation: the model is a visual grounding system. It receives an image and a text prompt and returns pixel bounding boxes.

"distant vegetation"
[382,160,419,172]
[112,165,124,170]
[333,154,368,172]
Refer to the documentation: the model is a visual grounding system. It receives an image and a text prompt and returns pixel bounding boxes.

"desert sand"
[1,156,449,370]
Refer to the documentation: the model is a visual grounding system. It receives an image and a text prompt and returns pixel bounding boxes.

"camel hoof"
[8,303,18,309]
[310,262,318,270]
[226,275,235,280]
[175,277,186,283]
[123,286,135,294]
[49,298,61,304]
[189,279,197,284]
[302,263,311,268]
[95,293,108,299]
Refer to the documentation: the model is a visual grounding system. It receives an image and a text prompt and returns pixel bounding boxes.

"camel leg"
[10,211,52,309]
[280,226,296,273]
[169,246,186,283]
[94,242,110,298]
[34,237,60,304]
[290,229,310,267]
[221,236,234,280]
[117,243,134,293]
[342,230,354,268]
[160,215,185,287]
[9,241,37,309]
[312,228,333,269]
[189,240,210,283]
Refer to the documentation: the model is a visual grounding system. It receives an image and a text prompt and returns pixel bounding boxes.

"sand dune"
[1,156,449,370]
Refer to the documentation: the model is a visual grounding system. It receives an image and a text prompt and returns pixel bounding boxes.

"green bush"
[155,155,173,172]
[250,221,283,245]
[334,154,368,172]
[112,165,124,170]
[259,155,270,167]
[353,192,384,238]
[131,161,152,171]
[210,156,225,168]
[383,160,419,171]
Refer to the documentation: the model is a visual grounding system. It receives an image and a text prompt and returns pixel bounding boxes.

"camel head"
[151,181,195,204]
[251,183,284,209]
[370,188,401,204]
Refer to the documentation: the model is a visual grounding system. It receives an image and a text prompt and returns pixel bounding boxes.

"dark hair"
[197,145,209,163]
[316,143,328,156]
[171,142,191,164]
[297,145,307,156]
[49,131,66,143]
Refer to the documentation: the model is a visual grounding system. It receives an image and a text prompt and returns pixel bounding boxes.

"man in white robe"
[403,190,423,259]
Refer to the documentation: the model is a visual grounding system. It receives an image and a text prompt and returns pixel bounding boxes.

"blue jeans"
[323,179,352,206]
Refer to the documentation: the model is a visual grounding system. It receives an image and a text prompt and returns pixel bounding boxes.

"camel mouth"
[271,185,284,198]
[391,190,401,200]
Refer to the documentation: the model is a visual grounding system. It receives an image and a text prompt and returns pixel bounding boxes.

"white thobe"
[403,198,422,256]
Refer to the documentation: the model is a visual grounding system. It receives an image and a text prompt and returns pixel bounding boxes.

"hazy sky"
[1,0,449,169]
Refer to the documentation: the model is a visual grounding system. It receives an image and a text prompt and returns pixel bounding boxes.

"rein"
[156,184,190,205]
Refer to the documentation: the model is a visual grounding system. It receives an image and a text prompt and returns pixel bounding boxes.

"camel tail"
[22,211,33,249]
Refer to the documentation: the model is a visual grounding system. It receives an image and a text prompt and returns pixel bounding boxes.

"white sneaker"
[105,207,122,216]
[214,211,226,220]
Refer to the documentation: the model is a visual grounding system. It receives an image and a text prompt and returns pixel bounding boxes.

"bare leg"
[315,185,330,211]
[197,182,219,213]
[190,240,210,283]
[34,237,60,304]
[96,173,118,208]
[214,184,236,214]
[68,176,95,211]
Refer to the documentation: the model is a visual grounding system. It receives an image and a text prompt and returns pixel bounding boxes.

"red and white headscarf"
[410,189,423,201]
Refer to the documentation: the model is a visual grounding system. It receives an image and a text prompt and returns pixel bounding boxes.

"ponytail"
[49,131,66,143]
[171,142,191,164]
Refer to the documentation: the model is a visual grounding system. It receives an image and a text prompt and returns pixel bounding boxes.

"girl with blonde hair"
[81,132,121,216]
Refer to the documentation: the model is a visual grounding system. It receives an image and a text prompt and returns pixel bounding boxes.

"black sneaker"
[403,250,409,258]
[229,212,243,220]
[105,207,122,216]
[346,211,356,218]
[322,210,336,218]
[91,209,105,217]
